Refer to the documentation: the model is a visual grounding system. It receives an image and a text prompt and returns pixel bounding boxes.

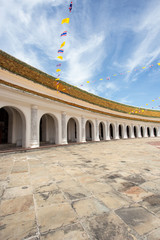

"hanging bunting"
[60,31,67,37]
[58,49,64,53]
[69,2,73,12]
[61,18,70,24]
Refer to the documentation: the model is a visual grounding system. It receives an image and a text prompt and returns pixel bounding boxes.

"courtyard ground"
[0,138,160,240]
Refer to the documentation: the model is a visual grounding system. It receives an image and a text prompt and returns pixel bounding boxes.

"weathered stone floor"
[0,138,160,240]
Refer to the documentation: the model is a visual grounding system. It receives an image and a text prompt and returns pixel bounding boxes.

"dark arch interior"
[134,126,137,138]
[147,127,150,137]
[40,114,56,145]
[110,124,114,139]
[86,121,92,141]
[99,122,104,140]
[119,125,122,139]
[67,118,77,143]
[141,127,144,137]
[153,127,157,137]
[126,126,130,138]
[0,108,8,144]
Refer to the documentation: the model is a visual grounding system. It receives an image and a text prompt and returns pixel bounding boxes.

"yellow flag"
[57,56,63,60]
[152,100,154,101]
[60,42,65,48]
[56,69,61,72]
[61,18,70,24]
[113,74,117,76]
[157,63,160,66]
[55,78,59,81]
[146,104,148,105]
[142,67,146,69]
[87,81,90,83]
[100,78,103,80]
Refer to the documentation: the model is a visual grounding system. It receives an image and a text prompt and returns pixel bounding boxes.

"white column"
[61,112,67,144]
[144,126,148,137]
[150,126,154,137]
[106,121,110,140]
[115,122,119,140]
[157,126,160,137]
[30,105,39,148]
[130,125,135,138]
[137,125,142,138]
[81,116,86,142]
[95,119,100,141]
[123,124,127,139]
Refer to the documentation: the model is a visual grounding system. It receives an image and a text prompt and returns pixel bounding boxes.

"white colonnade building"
[0,50,160,150]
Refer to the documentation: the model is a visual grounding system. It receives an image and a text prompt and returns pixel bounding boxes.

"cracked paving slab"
[0,138,160,239]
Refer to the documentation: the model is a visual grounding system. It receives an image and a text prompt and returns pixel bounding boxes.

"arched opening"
[153,127,157,137]
[86,120,93,141]
[126,125,130,138]
[0,106,25,149]
[67,118,77,143]
[40,114,56,146]
[134,126,137,138]
[141,127,144,137]
[99,122,104,140]
[0,108,8,144]
[109,123,114,139]
[147,127,150,137]
[119,125,123,139]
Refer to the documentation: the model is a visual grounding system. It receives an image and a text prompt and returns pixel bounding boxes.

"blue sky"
[1,0,160,110]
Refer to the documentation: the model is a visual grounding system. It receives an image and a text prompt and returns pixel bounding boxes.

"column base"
[30,140,39,148]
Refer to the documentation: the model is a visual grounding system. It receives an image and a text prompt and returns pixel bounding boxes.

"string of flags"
[55,1,73,91]
[52,3,160,115]
[129,97,160,114]
[77,61,160,88]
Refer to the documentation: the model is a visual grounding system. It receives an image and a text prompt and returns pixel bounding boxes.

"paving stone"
[147,228,160,240]
[11,163,28,173]
[2,186,32,200]
[84,182,113,194]
[41,223,89,240]
[95,191,130,210]
[64,185,91,201]
[33,182,58,193]
[140,195,160,216]
[72,197,110,218]
[34,190,67,207]
[0,210,37,240]
[8,173,30,188]
[37,203,77,233]
[0,195,34,216]
[115,206,160,235]
[123,186,152,202]
[140,179,160,194]
[82,213,137,240]
[1,138,160,239]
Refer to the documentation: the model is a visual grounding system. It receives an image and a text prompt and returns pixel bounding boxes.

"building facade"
[0,50,160,149]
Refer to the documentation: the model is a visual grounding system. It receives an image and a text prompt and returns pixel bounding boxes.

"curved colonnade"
[0,50,160,150]
[0,105,159,149]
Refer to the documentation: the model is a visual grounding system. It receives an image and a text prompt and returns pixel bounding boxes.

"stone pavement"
[0,138,160,240]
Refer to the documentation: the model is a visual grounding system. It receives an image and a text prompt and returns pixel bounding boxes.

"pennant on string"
[60,42,65,48]
[61,18,70,24]
[56,63,61,67]
[58,49,64,53]
[57,56,63,60]
[69,2,73,12]
[60,31,67,37]
[56,69,61,72]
